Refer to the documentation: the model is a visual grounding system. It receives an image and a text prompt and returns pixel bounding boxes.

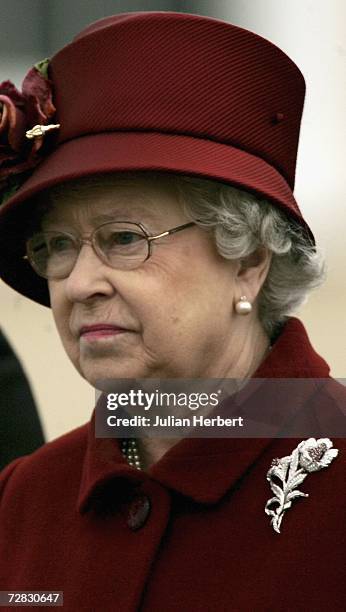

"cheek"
[50,284,66,331]
[133,258,233,344]
[50,286,79,361]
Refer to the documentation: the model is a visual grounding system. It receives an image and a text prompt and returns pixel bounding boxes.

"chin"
[80,361,151,388]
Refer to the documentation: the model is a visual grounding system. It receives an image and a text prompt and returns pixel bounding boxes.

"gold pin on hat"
[26,124,60,139]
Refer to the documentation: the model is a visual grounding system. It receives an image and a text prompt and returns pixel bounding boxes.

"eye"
[99,229,144,250]
[47,234,76,254]
[28,232,73,255]
[111,231,142,245]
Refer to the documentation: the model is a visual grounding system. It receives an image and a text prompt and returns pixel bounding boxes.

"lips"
[79,324,129,338]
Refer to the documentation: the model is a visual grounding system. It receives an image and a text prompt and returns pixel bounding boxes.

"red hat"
[0,11,311,306]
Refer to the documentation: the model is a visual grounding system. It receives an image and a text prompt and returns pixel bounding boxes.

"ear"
[235,247,272,302]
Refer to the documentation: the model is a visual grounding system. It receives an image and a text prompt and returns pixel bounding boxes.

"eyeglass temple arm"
[148,222,195,242]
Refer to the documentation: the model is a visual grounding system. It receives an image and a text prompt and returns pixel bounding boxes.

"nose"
[63,243,115,302]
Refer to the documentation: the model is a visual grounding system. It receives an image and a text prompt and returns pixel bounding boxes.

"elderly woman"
[0,12,344,612]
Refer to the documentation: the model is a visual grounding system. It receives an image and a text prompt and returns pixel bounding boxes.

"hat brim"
[0,131,313,306]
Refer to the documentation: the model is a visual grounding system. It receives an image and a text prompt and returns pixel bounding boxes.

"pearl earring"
[235,295,252,315]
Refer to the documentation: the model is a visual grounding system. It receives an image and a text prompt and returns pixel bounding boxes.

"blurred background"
[1,0,345,443]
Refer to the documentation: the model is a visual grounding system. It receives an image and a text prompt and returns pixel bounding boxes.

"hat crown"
[51,11,305,189]
[0,12,312,307]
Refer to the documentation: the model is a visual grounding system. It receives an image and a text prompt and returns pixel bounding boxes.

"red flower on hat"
[0,59,57,204]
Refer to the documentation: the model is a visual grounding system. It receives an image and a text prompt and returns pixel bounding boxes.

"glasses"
[25,220,196,279]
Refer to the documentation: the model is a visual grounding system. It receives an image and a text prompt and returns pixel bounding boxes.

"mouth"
[79,324,130,339]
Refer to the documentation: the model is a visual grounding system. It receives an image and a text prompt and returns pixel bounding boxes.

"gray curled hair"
[172,174,325,338]
[41,171,325,338]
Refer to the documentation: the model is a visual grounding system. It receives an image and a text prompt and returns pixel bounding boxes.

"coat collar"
[77,317,330,512]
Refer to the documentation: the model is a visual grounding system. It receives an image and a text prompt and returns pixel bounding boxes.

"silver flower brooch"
[265,438,339,533]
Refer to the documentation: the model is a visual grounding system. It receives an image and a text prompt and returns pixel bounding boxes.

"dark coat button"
[127,493,151,531]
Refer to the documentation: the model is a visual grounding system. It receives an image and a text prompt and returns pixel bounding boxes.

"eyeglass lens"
[26,222,149,278]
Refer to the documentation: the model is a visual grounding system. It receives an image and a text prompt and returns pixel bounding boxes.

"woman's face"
[45,176,243,385]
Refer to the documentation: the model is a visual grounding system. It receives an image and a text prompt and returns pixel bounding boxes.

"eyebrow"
[42,206,160,231]
[89,207,159,226]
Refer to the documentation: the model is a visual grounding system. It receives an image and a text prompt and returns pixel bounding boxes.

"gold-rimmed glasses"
[25,220,196,279]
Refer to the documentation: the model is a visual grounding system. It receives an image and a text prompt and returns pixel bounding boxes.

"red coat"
[0,318,345,611]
